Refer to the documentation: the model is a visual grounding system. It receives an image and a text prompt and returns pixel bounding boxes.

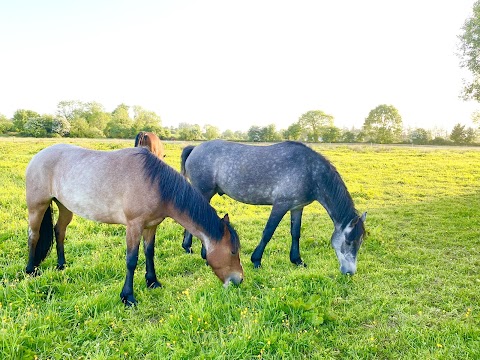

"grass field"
[1,137,479,359]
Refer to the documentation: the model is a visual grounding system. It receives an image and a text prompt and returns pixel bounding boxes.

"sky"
[0,0,478,132]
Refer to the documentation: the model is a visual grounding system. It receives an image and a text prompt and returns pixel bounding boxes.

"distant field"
[1,137,479,359]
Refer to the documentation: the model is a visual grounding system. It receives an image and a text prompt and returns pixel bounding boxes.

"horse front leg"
[121,222,143,306]
[54,201,73,270]
[251,204,289,268]
[290,208,306,267]
[143,226,162,289]
[182,230,194,253]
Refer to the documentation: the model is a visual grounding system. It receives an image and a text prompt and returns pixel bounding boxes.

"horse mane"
[135,131,147,147]
[139,149,240,248]
[288,142,359,228]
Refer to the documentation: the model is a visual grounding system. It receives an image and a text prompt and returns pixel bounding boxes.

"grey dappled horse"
[181,140,366,275]
[25,144,243,306]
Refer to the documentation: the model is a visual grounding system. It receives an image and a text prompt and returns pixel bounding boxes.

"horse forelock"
[139,150,224,241]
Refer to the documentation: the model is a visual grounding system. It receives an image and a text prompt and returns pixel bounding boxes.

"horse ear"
[222,214,230,223]
[360,212,367,223]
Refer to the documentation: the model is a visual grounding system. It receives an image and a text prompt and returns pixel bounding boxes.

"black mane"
[306,145,359,228]
[139,149,239,248]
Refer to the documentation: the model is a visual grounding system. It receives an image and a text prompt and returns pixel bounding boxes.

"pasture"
[0,138,479,359]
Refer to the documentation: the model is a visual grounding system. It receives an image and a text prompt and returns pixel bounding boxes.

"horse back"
[184,140,318,206]
[26,144,162,225]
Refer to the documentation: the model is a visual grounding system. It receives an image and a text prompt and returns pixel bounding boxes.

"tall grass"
[1,138,479,359]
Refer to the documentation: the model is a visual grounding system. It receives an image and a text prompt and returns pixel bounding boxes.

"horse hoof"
[121,296,138,307]
[184,247,193,254]
[26,267,40,276]
[56,264,65,271]
[146,279,162,289]
[252,262,262,269]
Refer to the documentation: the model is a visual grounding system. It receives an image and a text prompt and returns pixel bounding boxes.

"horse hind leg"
[53,201,73,270]
[26,203,54,274]
[142,226,162,289]
[290,208,306,267]
[251,204,289,268]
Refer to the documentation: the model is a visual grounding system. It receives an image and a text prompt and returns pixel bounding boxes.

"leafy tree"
[133,106,163,135]
[0,114,13,134]
[341,129,359,143]
[247,126,263,142]
[450,123,477,144]
[261,124,281,142]
[221,129,235,140]
[12,109,40,132]
[284,122,303,140]
[298,110,334,142]
[105,104,134,138]
[177,123,202,141]
[233,130,247,141]
[56,100,86,121]
[458,1,480,101]
[52,117,70,137]
[23,115,56,137]
[203,124,220,140]
[362,104,403,143]
[321,126,341,143]
[410,128,430,145]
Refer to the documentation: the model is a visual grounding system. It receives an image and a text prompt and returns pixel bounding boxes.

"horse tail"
[135,131,146,147]
[33,204,55,267]
[181,145,196,176]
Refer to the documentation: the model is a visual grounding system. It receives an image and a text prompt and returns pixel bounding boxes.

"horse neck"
[314,172,357,229]
[164,192,224,245]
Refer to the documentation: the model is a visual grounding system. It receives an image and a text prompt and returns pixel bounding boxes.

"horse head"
[206,214,244,287]
[331,212,366,275]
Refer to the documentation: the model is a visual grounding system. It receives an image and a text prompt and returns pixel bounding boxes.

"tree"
[12,109,40,132]
[247,126,263,142]
[298,110,334,142]
[105,104,134,138]
[203,124,220,140]
[23,115,56,137]
[261,124,281,142]
[0,114,13,134]
[284,122,303,140]
[450,123,477,144]
[458,1,480,101]
[177,123,202,141]
[362,104,403,143]
[133,106,163,135]
[410,128,430,145]
[321,126,341,143]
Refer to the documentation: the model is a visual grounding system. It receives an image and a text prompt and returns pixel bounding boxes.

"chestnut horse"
[25,144,243,306]
[135,131,165,159]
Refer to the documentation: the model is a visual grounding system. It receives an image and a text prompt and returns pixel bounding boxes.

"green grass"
[1,138,479,359]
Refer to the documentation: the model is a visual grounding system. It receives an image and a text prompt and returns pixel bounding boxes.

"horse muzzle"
[223,272,244,287]
[340,261,357,276]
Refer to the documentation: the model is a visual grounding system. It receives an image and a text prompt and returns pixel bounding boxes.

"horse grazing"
[135,131,166,159]
[25,144,243,306]
[181,140,366,275]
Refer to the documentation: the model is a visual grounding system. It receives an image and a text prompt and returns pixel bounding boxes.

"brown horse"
[135,131,165,159]
[25,144,243,306]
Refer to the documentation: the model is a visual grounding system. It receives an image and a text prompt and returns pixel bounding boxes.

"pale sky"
[0,0,478,132]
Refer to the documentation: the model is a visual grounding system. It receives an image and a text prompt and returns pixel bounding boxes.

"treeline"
[0,101,479,145]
